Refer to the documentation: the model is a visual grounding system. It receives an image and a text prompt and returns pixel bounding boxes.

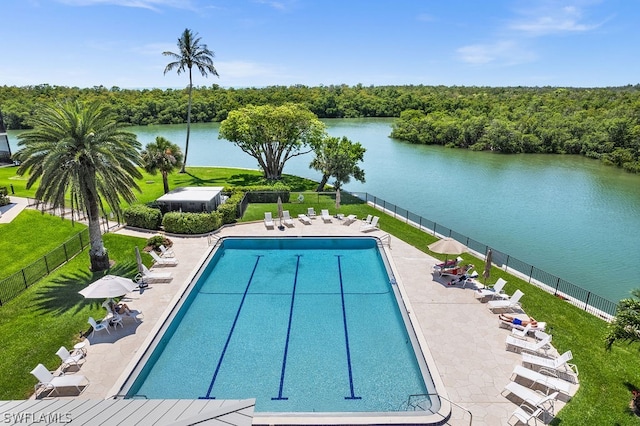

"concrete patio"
[50,216,576,425]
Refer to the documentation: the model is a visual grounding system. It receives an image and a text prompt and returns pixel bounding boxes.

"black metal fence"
[0,229,90,306]
[353,192,619,319]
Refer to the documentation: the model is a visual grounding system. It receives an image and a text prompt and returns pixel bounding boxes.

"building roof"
[0,398,255,426]
[156,187,224,203]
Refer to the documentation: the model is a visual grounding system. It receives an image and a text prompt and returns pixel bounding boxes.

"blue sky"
[1,0,637,89]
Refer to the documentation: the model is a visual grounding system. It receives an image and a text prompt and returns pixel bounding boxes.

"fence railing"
[352,192,619,319]
[0,229,90,306]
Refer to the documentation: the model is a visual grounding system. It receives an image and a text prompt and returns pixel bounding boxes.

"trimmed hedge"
[226,184,291,203]
[217,192,244,224]
[162,211,223,234]
[123,204,162,230]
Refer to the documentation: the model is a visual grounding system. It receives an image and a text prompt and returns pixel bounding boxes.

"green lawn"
[0,166,638,424]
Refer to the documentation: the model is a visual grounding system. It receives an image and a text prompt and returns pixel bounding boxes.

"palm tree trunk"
[180,69,193,173]
[85,185,110,271]
[162,170,170,194]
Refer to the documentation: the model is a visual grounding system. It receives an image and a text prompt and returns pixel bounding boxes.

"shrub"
[146,235,172,251]
[162,211,222,234]
[217,192,245,224]
[123,205,162,230]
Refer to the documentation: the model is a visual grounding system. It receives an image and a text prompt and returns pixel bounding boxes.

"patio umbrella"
[277,195,284,230]
[78,275,137,299]
[428,237,467,265]
[483,248,493,283]
[134,246,144,275]
[335,188,341,210]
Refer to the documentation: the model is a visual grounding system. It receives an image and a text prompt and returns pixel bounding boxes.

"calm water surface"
[8,119,640,302]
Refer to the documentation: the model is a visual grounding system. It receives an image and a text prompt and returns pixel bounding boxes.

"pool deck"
[64,217,576,425]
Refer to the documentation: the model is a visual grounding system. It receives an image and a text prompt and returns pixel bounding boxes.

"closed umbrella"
[135,246,144,275]
[483,248,493,283]
[277,196,284,230]
[335,189,341,210]
[79,275,137,299]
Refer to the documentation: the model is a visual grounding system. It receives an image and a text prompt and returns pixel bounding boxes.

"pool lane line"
[272,254,302,401]
[199,255,263,400]
[337,255,362,400]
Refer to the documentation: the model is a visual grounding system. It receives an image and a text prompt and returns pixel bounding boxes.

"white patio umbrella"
[428,237,468,265]
[277,195,284,230]
[78,275,137,299]
[428,237,467,255]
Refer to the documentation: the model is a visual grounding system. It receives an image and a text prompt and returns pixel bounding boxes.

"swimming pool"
[120,237,445,423]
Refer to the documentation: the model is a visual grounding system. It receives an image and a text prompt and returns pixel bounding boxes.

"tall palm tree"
[14,100,142,272]
[163,28,219,173]
[141,136,183,194]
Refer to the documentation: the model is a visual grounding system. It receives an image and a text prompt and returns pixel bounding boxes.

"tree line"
[2,84,640,171]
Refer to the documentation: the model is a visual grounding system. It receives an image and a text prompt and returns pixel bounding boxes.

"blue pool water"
[126,237,432,413]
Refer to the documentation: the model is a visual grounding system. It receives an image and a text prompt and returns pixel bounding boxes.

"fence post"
[554,277,560,295]
[44,256,50,274]
[22,269,28,289]
[585,292,591,311]
[529,265,534,283]
[505,255,510,271]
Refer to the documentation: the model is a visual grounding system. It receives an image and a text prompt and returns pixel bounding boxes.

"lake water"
[8,119,640,302]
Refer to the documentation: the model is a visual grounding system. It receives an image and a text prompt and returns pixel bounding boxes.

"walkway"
[49,218,575,425]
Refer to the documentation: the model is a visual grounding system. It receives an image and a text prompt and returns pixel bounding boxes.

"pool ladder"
[405,393,472,425]
[378,233,391,248]
[207,233,222,247]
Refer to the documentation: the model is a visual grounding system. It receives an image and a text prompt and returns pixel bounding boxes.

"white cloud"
[55,0,196,12]
[508,1,604,36]
[456,40,536,66]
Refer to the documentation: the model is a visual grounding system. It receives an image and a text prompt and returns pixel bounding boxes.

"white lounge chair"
[343,214,357,225]
[360,216,379,232]
[87,316,109,337]
[501,319,547,335]
[159,244,175,257]
[282,210,294,227]
[30,364,89,396]
[522,350,579,379]
[508,403,547,426]
[506,333,552,355]
[138,264,172,283]
[502,381,559,414]
[511,365,573,397]
[362,214,372,224]
[511,322,533,339]
[55,346,84,371]
[321,209,332,222]
[298,214,312,225]
[488,289,524,313]
[307,207,316,218]
[475,278,509,301]
[264,212,275,229]
[149,250,178,266]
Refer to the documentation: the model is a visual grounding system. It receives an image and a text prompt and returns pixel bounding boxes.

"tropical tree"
[14,100,142,271]
[310,136,366,191]
[140,136,183,194]
[163,28,218,173]
[219,103,326,180]
[605,289,640,350]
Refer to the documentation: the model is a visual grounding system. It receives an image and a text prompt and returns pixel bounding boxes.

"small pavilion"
[155,187,224,213]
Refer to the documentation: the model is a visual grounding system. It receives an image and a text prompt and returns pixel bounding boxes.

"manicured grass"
[0,233,148,400]
[0,210,87,279]
[1,167,638,424]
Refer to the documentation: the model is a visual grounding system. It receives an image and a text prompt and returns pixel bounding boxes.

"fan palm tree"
[163,28,219,173]
[141,136,183,194]
[14,100,142,271]
[606,289,640,350]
